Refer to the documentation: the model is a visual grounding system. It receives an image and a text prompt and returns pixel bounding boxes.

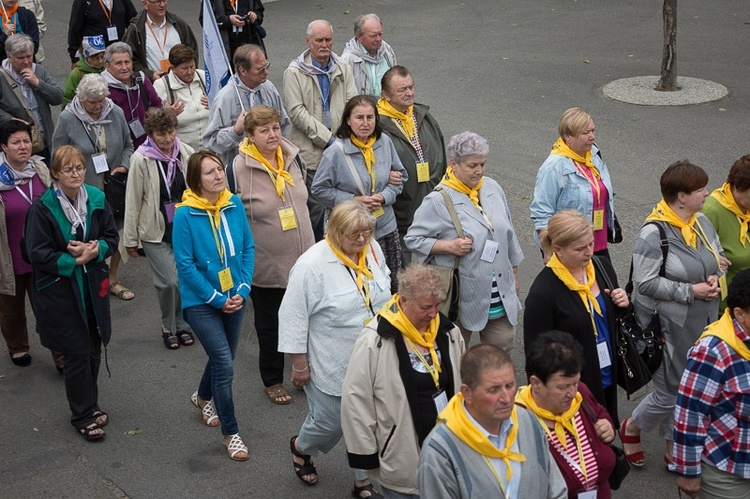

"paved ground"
[2,0,749,497]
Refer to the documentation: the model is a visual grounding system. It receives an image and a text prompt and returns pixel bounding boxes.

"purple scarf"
[136,136,183,187]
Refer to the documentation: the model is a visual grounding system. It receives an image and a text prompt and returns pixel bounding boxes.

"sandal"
[290,436,318,486]
[191,391,220,427]
[223,433,249,461]
[265,383,292,405]
[109,280,135,301]
[620,418,645,467]
[177,331,194,346]
[93,411,109,427]
[162,331,180,350]
[78,422,105,441]
[351,482,383,499]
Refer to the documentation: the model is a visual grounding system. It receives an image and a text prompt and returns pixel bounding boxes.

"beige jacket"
[282,54,357,170]
[0,159,50,295]
[123,142,194,247]
[230,137,314,288]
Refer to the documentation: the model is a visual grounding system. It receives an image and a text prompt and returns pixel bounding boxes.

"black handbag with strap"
[580,398,630,490]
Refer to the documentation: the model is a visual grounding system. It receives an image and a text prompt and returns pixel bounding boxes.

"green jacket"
[62,58,104,107]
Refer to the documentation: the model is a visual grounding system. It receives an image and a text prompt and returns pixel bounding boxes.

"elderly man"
[67,0,137,65]
[418,343,567,499]
[283,19,357,240]
[0,34,62,164]
[340,13,396,98]
[378,65,446,263]
[203,43,289,167]
[123,0,198,81]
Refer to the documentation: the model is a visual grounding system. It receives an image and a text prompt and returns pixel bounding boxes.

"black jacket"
[67,0,138,63]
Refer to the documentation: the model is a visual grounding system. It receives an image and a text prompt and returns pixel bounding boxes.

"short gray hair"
[5,34,34,57]
[76,74,110,102]
[306,20,333,38]
[354,13,381,36]
[104,42,132,64]
[398,263,447,303]
[448,131,490,163]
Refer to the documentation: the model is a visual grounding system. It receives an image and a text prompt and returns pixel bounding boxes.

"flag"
[202,0,231,106]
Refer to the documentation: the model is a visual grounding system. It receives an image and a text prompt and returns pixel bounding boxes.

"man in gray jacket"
[340,13,396,99]
[418,344,567,499]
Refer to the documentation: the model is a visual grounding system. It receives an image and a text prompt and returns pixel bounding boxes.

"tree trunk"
[656,0,679,91]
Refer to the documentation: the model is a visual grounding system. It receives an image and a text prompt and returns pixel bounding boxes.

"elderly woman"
[620,160,724,468]
[703,154,750,311]
[124,107,194,350]
[405,131,524,353]
[52,72,135,302]
[517,330,617,499]
[0,120,59,369]
[279,200,391,496]
[0,34,62,164]
[228,105,314,404]
[25,145,119,440]
[0,0,39,61]
[62,35,105,107]
[173,150,254,461]
[342,263,465,498]
[531,108,618,258]
[312,95,407,293]
[152,44,209,152]
[524,210,630,424]
[100,42,162,149]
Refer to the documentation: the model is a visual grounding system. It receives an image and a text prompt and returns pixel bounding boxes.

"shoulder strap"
[163,73,175,105]
[435,186,464,271]
[197,71,207,95]
[0,69,35,125]
[334,139,368,196]
[226,161,236,193]
[293,153,305,179]
[592,255,615,292]
[626,221,668,294]
[579,398,598,424]
[134,72,150,111]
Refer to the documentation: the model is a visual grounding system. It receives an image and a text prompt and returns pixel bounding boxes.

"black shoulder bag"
[580,399,630,490]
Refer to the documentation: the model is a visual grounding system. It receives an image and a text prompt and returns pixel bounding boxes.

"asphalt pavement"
[2,0,749,497]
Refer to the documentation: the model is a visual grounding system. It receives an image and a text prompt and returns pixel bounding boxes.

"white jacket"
[153,70,209,152]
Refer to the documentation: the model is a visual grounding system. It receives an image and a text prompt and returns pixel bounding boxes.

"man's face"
[8,50,33,73]
[306,22,333,65]
[382,74,415,113]
[142,0,168,21]
[462,364,517,432]
[356,19,383,55]
[239,52,269,89]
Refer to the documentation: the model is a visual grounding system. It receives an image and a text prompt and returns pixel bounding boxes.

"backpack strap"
[163,72,175,105]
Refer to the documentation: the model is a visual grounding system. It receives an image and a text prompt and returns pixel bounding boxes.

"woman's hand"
[200,95,209,109]
[74,241,99,265]
[677,477,701,498]
[594,418,615,443]
[605,287,630,309]
[693,280,719,301]
[126,246,139,258]
[354,195,384,212]
[290,353,310,387]
[449,237,473,256]
[169,100,185,115]
[111,166,127,175]
[388,171,403,186]
[221,294,244,313]
[719,256,732,272]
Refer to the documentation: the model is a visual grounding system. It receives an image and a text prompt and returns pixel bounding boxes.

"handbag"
[580,399,630,490]
[103,170,128,220]
[426,187,464,322]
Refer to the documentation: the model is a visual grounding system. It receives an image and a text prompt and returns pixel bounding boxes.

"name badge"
[92,153,109,174]
[433,389,448,414]
[279,207,297,231]
[597,340,612,368]
[480,240,499,263]
[416,162,430,183]
[719,273,728,301]
[592,209,604,231]
[129,119,146,138]
[372,206,385,218]
[218,267,234,292]
[159,59,170,74]
[578,489,597,499]
[164,202,176,223]
[106,26,119,42]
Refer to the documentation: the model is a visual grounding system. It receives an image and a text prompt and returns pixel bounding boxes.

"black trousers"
[250,286,286,387]
[63,317,102,430]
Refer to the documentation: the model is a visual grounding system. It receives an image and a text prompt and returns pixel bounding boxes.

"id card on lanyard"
[209,211,233,292]
[97,0,119,41]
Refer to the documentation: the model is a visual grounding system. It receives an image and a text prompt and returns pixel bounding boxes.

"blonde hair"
[398,263,447,302]
[244,105,281,135]
[558,107,592,140]
[540,210,593,250]
[326,200,376,250]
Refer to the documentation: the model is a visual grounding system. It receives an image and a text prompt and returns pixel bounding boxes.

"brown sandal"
[264,383,292,405]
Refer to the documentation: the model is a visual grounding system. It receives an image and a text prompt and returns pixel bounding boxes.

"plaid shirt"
[672,319,750,478]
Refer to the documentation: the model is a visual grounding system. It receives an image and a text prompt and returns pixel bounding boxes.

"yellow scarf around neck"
[515,385,583,445]
[440,165,483,209]
[645,199,698,248]
[551,137,597,171]
[177,188,233,227]
[325,235,373,304]
[349,134,376,178]
[377,97,416,141]
[699,309,750,361]
[711,183,750,247]
[547,253,602,320]
[379,294,441,372]
[239,139,293,200]
[439,393,526,482]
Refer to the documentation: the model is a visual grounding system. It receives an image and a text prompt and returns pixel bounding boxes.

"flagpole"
[226,58,246,113]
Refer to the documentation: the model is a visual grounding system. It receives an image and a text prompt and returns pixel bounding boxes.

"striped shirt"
[546,412,599,490]
[488,273,506,320]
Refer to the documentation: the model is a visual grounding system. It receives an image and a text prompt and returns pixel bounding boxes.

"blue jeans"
[184,303,245,436]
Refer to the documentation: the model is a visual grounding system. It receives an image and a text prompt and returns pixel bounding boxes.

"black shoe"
[10,352,31,367]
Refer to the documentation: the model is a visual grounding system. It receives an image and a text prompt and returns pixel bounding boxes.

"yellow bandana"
[551,137,597,171]
[378,294,442,374]
[377,97,416,142]
[239,139,293,201]
[699,309,750,361]
[439,393,526,482]
[546,253,602,326]
[515,385,583,445]
[440,165,483,209]
[177,188,233,227]
[645,199,698,248]
[711,183,750,247]
[349,135,377,193]
[325,235,373,307]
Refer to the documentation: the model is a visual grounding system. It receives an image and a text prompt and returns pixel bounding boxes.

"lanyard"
[146,18,170,59]
[345,264,373,316]
[158,160,176,200]
[403,336,440,388]
[97,0,112,25]
[124,85,142,121]
[574,161,603,205]
[208,211,225,264]
[79,119,103,153]
[14,180,33,205]
[392,116,425,162]
[537,415,589,486]
[482,456,508,499]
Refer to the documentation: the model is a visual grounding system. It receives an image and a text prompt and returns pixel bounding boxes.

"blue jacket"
[173,193,254,310]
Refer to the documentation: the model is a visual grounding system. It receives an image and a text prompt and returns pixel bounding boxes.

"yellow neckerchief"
[550,137,596,169]
[547,253,601,335]
[377,97,416,142]
[515,385,583,450]
[177,188,234,260]
[349,135,377,194]
[325,235,374,309]
[440,165,484,210]
[378,295,442,385]
[699,309,750,361]
[711,183,750,247]
[239,139,293,201]
[439,393,526,482]
[645,199,698,248]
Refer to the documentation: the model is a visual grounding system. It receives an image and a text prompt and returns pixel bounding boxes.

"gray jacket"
[0,64,63,144]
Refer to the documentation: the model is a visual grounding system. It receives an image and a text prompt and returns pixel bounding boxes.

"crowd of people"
[1,2,749,498]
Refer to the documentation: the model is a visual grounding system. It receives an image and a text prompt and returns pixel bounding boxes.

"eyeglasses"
[345,229,373,241]
[253,62,271,74]
[60,165,85,176]
[146,0,168,5]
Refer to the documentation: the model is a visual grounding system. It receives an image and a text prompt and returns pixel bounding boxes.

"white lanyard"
[14,180,33,205]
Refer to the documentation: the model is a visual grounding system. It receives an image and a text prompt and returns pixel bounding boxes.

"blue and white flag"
[202,0,231,106]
